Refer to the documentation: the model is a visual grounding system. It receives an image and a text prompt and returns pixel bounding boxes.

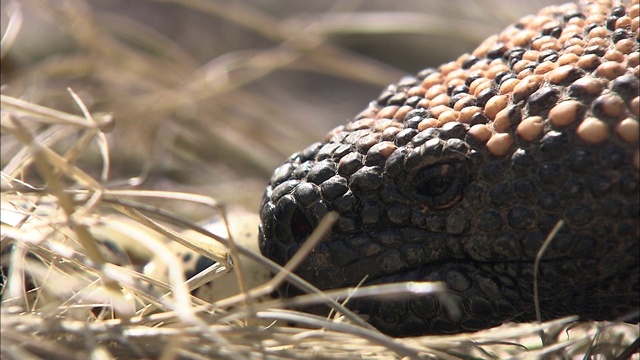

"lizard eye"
[413,163,466,209]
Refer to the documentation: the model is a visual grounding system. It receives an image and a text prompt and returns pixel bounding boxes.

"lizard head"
[257,2,639,336]
[258,118,482,290]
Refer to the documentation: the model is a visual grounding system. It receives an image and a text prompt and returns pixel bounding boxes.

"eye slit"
[418,176,455,197]
[412,163,467,209]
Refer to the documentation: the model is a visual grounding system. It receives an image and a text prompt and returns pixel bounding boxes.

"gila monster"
[258,1,640,336]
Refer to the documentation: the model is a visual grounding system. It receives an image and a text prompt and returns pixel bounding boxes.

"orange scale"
[486,133,513,157]
[557,53,580,66]
[577,117,609,144]
[517,116,545,142]
[616,118,640,143]
[425,84,447,100]
[375,106,399,119]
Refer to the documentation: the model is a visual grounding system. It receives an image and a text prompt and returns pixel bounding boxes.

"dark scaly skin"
[258,1,640,336]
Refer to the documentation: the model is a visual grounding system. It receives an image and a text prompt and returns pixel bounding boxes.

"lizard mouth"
[258,215,586,293]
[258,215,469,291]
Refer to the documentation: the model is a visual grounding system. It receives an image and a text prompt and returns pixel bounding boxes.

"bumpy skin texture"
[258,1,640,336]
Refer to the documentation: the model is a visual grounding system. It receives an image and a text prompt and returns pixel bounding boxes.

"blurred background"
[1,0,568,217]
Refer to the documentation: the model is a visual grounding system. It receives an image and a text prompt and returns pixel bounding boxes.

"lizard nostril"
[271,194,315,245]
[290,208,314,243]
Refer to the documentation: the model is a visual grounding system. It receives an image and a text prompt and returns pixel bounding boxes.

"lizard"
[257,0,640,336]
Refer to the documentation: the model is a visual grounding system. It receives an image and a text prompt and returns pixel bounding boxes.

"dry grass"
[1,1,638,359]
